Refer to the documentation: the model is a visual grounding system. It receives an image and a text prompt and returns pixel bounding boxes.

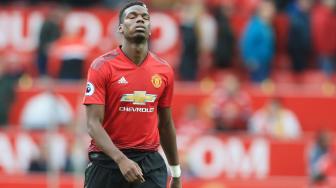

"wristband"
[170,165,181,178]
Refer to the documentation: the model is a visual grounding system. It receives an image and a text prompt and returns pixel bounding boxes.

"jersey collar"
[117,46,150,68]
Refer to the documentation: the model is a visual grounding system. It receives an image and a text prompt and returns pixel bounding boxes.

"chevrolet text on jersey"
[119,107,155,113]
[119,91,156,113]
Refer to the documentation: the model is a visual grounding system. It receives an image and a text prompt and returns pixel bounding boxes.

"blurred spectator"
[20,80,73,130]
[47,29,90,80]
[178,2,201,81]
[212,2,235,69]
[308,131,336,186]
[311,0,336,77]
[176,104,210,136]
[288,0,313,73]
[309,131,331,183]
[36,6,64,76]
[197,4,217,77]
[209,74,252,131]
[0,61,19,126]
[275,0,292,11]
[248,97,302,139]
[240,0,276,83]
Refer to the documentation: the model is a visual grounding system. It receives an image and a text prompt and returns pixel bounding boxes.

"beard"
[126,33,148,44]
[133,35,146,43]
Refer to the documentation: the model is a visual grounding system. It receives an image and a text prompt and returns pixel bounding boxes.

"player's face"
[119,5,150,43]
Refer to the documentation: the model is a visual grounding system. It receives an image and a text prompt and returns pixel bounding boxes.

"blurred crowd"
[0,0,336,186]
[178,0,336,82]
[0,0,335,82]
[176,74,302,138]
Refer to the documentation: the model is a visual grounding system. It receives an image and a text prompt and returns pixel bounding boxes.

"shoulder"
[149,52,175,83]
[90,49,120,70]
[149,52,174,71]
[149,52,169,65]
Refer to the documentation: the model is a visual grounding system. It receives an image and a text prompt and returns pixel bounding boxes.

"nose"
[136,15,145,23]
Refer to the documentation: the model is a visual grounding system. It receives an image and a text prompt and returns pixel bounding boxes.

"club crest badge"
[151,74,162,88]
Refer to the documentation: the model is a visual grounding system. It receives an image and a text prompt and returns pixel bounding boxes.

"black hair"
[119,1,147,24]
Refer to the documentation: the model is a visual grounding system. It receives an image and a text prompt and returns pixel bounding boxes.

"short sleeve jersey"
[83,47,174,152]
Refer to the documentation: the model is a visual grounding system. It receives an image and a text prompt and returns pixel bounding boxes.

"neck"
[121,41,148,65]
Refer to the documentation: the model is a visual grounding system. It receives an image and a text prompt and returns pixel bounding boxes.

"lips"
[135,26,146,32]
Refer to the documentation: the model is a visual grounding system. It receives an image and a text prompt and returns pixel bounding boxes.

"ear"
[118,24,123,34]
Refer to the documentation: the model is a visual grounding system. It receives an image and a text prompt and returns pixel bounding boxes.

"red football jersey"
[83,47,174,152]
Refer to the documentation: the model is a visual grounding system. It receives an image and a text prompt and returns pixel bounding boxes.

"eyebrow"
[126,11,149,16]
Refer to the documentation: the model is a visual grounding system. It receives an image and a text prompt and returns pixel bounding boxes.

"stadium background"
[0,0,336,187]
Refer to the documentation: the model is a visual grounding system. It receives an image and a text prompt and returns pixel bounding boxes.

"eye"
[143,14,150,20]
[127,13,136,19]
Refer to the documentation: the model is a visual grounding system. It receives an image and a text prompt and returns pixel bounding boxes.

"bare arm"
[158,107,179,165]
[86,104,144,183]
[86,104,126,162]
[158,107,182,187]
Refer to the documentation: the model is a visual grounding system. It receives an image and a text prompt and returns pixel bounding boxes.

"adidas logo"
[118,76,128,84]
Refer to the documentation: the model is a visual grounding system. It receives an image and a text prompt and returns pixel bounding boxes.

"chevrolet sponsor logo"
[120,91,157,105]
[119,107,155,113]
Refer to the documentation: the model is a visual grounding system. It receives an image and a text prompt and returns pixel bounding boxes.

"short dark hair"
[119,1,147,24]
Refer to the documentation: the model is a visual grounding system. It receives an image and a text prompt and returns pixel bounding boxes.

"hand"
[170,177,182,188]
[117,157,145,183]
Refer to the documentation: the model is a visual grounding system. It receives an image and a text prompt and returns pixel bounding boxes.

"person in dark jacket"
[288,0,313,73]
[36,7,65,76]
[213,5,235,68]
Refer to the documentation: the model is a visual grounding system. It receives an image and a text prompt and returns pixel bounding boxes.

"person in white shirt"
[248,97,301,139]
